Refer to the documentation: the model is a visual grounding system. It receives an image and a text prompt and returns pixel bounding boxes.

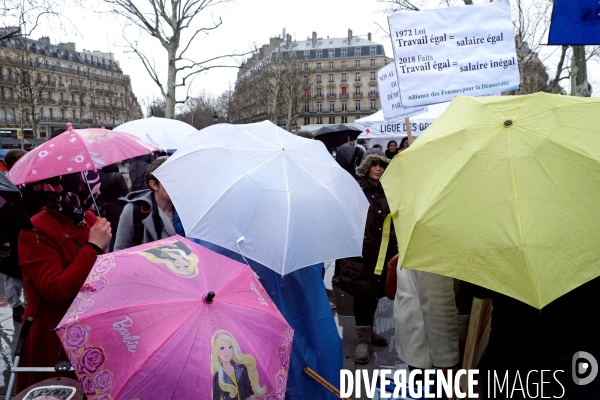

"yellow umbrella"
[378,92,600,309]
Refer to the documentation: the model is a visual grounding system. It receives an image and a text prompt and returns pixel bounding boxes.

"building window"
[341,73,347,82]
[355,87,361,95]
[355,60,360,68]
[341,87,347,96]
[329,62,334,70]
[305,103,310,112]
[370,72,376,80]
[329,102,335,112]
[341,48,347,57]
[304,117,310,125]
[342,101,347,111]
[355,73,361,81]
[316,116,323,124]
[356,48,361,56]
[355,101,361,111]
[39,107,44,118]
[329,88,335,96]
[10,108,15,122]
[329,116,335,124]
[317,62,321,70]
[304,51,310,59]
[329,74,334,83]
[371,59,376,67]
[317,102,322,112]
[371,100,377,110]
[61,109,65,119]
[341,61,346,69]
[370,86,377,95]
[317,88,322,97]
[370,46,377,55]
[329,49,334,58]
[316,75,321,83]
[49,108,53,118]
[304,63,309,71]
[73,109,77,119]
[316,50,322,59]
[1,108,5,121]
[341,115,348,123]
[304,75,309,84]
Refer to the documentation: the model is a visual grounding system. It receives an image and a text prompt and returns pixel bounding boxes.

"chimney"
[368,32,372,41]
[38,36,51,45]
[286,34,291,47]
[312,32,317,47]
[348,29,352,42]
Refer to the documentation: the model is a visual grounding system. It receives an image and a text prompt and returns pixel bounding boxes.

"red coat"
[17,207,100,392]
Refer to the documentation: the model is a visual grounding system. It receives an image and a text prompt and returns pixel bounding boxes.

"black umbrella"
[0,173,32,230]
[313,124,362,152]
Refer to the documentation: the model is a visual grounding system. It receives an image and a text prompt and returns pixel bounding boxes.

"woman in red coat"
[17,171,111,392]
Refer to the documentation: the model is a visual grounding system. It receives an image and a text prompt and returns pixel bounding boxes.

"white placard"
[377,62,428,120]
[388,1,520,107]
[356,119,435,139]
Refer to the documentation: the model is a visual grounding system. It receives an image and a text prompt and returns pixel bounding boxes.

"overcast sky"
[24,0,600,114]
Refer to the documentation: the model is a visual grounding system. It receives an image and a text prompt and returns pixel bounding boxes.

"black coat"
[471,279,600,399]
[339,178,397,298]
[98,166,129,236]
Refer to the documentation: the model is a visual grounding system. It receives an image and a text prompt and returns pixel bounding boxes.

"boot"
[371,318,388,347]
[354,326,371,364]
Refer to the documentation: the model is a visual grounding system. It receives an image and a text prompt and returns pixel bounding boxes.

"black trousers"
[353,295,379,326]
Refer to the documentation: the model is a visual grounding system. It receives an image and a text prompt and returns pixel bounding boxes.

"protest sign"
[548,0,600,45]
[388,1,520,107]
[378,62,428,121]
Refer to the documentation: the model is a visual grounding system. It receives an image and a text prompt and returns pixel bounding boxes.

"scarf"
[33,170,101,226]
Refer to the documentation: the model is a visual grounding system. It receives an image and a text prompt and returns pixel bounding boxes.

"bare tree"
[2,35,59,148]
[101,0,244,119]
[0,0,65,42]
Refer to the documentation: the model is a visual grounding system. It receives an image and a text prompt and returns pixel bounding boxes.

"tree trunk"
[570,46,591,97]
[165,45,178,119]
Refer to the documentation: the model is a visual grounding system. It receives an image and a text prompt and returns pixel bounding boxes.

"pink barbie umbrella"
[55,236,293,400]
[7,122,157,186]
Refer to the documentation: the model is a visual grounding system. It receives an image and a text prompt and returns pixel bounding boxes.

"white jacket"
[394,267,459,369]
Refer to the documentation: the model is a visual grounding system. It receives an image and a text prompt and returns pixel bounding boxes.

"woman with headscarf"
[17,171,112,391]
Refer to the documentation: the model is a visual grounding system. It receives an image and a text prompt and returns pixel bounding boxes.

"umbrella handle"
[84,172,100,217]
[303,367,350,400]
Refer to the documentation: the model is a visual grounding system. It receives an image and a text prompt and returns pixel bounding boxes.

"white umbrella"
[154,120,369,275]
[114,116,197,150]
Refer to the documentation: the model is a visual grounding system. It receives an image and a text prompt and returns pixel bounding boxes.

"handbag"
[385,254,399,300]
[339,257,386,298]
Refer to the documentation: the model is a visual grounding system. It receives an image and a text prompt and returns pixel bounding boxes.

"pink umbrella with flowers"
[55,236,293,400]
[6,122,157,186]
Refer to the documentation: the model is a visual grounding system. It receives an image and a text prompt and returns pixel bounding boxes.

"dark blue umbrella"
[313,124,362,152]
[0,173,32,230]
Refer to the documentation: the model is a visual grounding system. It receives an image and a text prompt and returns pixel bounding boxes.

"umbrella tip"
[503,120,513,127]
[67,122,73,131]
[204,291,216,303]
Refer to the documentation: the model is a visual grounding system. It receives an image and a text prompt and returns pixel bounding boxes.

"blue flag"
[548,0,600,45]
[191,238,342,400]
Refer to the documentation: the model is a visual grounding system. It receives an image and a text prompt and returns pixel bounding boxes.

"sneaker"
[329,301,337,309]
[12,305,24,323]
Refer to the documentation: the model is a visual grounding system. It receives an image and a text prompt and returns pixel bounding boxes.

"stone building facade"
[233,29,392,130]
[0,29,142,149]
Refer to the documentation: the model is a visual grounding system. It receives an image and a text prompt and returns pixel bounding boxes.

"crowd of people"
[1,128,600,399]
